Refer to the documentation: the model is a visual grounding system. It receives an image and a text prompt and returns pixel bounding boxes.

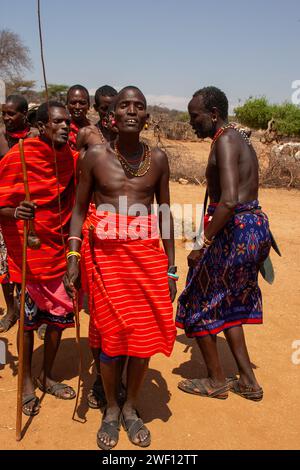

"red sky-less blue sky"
[1,0,300,110]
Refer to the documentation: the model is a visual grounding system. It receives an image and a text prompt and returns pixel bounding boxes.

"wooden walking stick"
[16,216,28,441]
[19,139,41,250]
[16,139,41,441]
[72,292,83,422]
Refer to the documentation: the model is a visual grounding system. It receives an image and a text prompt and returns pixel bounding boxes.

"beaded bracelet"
[67,251,81,260]
[68,236,82,243]
[14,207,20,219]
[168,272,179,281]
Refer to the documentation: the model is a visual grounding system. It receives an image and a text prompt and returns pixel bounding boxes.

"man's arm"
[204,132,239,241]
[64,147,99,298]
[0,202,36,221]
[154,149,177,302]
[0,129,9,159]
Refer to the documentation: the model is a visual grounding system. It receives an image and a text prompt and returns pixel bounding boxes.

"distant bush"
[234,97,300,137]
[234,97,273,129]
[271,102,300,137]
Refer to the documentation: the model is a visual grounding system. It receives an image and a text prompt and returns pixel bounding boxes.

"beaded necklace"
[211,123,251,148]
[96,122,105,144]
[113,141,151,177]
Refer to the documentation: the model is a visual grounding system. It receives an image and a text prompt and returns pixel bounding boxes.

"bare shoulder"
[150,146,169,169]
[215,128,241,156]
[84,143,112,169]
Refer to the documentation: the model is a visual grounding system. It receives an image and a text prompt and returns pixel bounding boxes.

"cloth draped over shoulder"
[0,137,76,283]
[82,211,176,358]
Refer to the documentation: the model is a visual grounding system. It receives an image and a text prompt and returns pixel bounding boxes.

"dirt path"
[0,185,299,450]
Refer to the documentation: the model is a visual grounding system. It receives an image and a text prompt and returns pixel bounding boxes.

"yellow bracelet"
[67,251,81,260]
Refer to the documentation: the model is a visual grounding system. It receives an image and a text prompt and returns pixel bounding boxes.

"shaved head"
[115,86,147,108]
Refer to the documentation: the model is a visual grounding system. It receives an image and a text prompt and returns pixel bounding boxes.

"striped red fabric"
[0,137,76,283]
[82,211,176,358]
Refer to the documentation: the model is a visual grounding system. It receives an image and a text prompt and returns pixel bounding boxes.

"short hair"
[115,86,147,107]
[193,86,228,120]
[36,101,66,124]
[94,85,118,106]
[66,84,90,105]
[6,94,28,113]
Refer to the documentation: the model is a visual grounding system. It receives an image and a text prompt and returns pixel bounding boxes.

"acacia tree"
[0,29,32,83]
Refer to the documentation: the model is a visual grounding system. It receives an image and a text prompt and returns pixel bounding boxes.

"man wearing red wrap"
[0,101,77,416]
[64,86,177,450]
[0,95,38,333]
[66,84,90,151]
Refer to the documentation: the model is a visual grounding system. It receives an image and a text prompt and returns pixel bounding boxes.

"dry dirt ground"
[0,182,300,450]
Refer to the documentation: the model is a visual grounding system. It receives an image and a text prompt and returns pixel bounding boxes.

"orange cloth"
[82,211,176,358]
[0,137,76,283]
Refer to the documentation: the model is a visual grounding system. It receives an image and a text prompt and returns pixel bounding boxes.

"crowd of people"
[0,84,271,449]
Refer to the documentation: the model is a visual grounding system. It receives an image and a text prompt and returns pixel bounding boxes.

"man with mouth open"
[176,86,271,402]
[0,101,78,417]
[66,84,91,150]
[64,86,177,450]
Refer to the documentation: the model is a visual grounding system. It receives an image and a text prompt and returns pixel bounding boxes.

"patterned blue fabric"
[176,200,271,337]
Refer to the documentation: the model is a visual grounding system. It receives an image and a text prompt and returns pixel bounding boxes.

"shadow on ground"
[172,333,257,380]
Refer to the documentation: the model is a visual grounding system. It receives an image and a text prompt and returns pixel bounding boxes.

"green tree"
[234,97,273,129]
[39,84,69,102]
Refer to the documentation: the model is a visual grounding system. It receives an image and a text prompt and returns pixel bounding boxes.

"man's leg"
[0,283,18,333]
[97,357,123,449]
[88,347,106,408]
[122,357,150,446]
[17,328,40,415]
[178,335,229,398]
[38,324,75,399]
[196,335,226,385]
[224,326,261,391]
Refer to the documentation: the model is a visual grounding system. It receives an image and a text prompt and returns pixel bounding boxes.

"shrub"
[234,97,272,129]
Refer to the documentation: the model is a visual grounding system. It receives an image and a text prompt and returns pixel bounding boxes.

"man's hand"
[187,248,205,268]
[63,261,80,299]
[168,278,177,303]
[15,201,37,220]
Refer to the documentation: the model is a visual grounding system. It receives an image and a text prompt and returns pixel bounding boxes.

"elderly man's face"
[39,107,71,147]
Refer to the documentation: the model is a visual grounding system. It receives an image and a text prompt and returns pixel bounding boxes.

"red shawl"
[0,137,76,283]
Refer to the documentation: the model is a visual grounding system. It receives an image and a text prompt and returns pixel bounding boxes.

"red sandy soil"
[0,182,300,450]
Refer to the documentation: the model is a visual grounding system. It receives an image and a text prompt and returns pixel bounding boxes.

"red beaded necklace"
[211,123,251,148]
[211,123,233,148]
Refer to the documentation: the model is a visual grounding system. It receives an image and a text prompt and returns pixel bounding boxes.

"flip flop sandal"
[121,411,151,448]
[87,381,107,409]
[97,409,121,451]
[231,380,263,401]
[22,394,40,416]
[178,378,229,399]
[0,311,19,333]
[35,377,76,400]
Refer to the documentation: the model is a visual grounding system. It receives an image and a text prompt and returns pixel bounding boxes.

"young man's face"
[94,95,115,123]
[114,89,147,134]
[67,89,89,123]
[2,102,26,132]
[39,107,71,147]
[188,96,215,139]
